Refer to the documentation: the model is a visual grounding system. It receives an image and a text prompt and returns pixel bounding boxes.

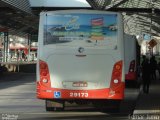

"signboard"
[148,39,157,48]
[143,34,151,40]
[44,13,118,45]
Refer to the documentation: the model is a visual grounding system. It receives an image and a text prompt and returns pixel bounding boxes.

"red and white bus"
[124,34,140,87]
[37,10,125,111]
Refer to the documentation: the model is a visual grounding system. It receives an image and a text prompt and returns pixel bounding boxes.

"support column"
[3,32,9,62]
[27,33,31,61]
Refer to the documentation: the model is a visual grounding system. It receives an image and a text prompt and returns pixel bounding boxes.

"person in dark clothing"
[141,56,151,94]
[150,56,157,80]
[16,50,20,61]
[157,58,160,80]
[22,51,26,61]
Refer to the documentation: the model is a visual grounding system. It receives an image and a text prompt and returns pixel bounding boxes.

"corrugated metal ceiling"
[87,0,160,37]
[0,0,160,38]
[0,0,38,37]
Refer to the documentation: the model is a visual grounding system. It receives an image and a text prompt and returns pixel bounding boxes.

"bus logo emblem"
[72,81,88,87]
[78,47,84,53]
[54,91,61,98]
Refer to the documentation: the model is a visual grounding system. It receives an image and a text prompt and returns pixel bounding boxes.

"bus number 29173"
[69,92,88,98]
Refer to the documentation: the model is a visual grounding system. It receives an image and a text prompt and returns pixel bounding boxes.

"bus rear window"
[43,14,118,47]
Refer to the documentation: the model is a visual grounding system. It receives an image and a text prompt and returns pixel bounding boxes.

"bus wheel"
[45,100,65,111]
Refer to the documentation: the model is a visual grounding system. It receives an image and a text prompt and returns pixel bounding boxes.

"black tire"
[45,100,65,111]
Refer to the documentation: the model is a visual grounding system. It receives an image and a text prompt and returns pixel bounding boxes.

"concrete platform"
[0,62,36,73]
[0,72,160,120]
[133,78,160,115]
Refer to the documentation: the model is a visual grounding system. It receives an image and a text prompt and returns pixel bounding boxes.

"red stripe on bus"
[36,81,125,100]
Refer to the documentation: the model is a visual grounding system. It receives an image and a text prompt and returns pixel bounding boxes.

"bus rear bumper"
[36,81,125,100]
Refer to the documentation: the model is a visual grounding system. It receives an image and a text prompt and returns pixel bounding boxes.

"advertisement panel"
[44,13,118,46]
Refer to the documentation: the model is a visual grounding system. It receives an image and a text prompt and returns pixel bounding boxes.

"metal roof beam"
[86,0,111,9]
[136,15,160,28]
[106,0,129,10]
[0,0,32,15]
[123,16,160,36]
[137,13,160,24]
[31,7,160,14]
[107,8,160,14]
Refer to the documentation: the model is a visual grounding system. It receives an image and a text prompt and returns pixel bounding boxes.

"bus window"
[43,14,118,49]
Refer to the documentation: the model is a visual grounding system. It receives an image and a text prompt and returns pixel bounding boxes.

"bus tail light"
[39,60,51,88]
[110,60,122,90]
[129,60,135,72]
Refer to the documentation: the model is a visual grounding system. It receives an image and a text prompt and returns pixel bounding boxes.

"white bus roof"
[40,10,120,15]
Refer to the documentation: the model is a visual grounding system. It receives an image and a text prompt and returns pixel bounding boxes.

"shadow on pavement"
[0,72,36,89]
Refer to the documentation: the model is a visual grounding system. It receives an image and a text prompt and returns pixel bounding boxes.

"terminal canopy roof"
[0,0,160,38]
[0,0,38,37]
[26,0,160,37]
[86,0,160,37]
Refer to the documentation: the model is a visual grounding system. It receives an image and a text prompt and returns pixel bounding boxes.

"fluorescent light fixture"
[29,0,90,7]
[75,0,89,4]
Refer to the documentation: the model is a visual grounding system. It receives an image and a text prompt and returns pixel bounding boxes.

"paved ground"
[0,63,36,73]
[134,79,160,115]
[1,72,159,120]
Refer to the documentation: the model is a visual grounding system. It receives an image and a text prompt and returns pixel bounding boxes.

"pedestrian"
[16,50,19,61]
[157,58,160,80]
[22,51,26,61]
[141,56,151,94]
[150,56,157,80]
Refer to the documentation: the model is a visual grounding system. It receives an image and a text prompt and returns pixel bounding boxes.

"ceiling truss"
[87,0,160,37]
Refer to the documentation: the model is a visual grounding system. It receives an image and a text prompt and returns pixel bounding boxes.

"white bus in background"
[37,10,125,111]
[124,34,140,87]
